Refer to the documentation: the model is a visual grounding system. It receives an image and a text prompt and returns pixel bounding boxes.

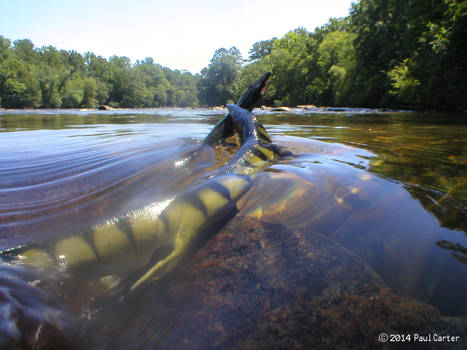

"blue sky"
[1,0,355,73]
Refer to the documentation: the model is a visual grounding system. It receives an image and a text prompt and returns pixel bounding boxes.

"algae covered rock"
[101,216,450,349]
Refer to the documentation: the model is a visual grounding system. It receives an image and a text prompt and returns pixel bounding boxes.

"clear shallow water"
[0,108,466,345]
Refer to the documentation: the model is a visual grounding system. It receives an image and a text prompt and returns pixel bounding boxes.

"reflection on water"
[0,108,466,346]
[259,111,467,276]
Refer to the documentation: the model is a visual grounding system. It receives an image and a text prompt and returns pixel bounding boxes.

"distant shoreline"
[0,106,457,114]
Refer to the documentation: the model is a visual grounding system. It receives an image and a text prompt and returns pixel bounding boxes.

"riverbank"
[0,105,416,114]
[2,105,465,115]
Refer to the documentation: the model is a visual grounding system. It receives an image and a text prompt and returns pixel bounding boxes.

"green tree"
[0,36,11,61]
[198,47,243,106]
[236,57,275,104]
[108,56,133,107]
[0,57,41,108]
[134,58,171,107]
[62,50,86,74]
[315,31,356,105]
[13,39,38,64]
[248,38,277,61]
[37,46,70,107]
[60,73,84,108]
[387,59,420,105]
[81,77,98,108]
[268,28,319,105]
[84,52,111,105]
[163,67,199,107]
[348,0,467,110]
[0,36,203,108]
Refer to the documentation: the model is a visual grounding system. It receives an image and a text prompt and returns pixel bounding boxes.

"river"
[0,107,466,348]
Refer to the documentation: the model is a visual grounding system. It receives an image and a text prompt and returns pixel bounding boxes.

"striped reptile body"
[2,74,282,291]
[8,174,251,277]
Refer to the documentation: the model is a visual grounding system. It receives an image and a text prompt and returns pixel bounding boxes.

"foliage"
[350,0,467,110]
[0,55,41,108]
[197,47,243,106]
[0,36,200,109]
[235,57,275,104]
[248,38,276,61]
[239,23,356,107]
[234,1,466,111]
[315,30,356,105]
[387,59,420,105]
[1,1,466,111]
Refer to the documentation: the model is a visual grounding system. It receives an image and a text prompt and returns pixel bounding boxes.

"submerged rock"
[297,104,317,109]
[0,264,85,349]
[209,106,226,111]
[98,105,115,111]
[258,106,291,112]
[91,216,459,349]
[271,106,290,112]
[1,216,464,349]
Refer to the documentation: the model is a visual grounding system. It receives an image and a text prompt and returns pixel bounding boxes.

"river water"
[0,108,466,347]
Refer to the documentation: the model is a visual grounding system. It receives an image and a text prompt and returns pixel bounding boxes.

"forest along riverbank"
[2,0,466,112]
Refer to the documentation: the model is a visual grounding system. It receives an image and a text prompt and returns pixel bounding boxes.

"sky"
[1,0,355,74]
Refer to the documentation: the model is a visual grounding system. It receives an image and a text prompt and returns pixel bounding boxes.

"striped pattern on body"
[7,175,252,290]
[2,75,282,292]
[127,105,280,289]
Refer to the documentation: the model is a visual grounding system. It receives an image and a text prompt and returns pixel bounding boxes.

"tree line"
[1,0,466,111]
[0,39,199,109]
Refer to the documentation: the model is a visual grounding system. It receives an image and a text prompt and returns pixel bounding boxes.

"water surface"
[0,108,466,344]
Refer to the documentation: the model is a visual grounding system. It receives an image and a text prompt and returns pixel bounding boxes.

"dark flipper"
[222,104,280,174]
[203,110,235,146]
[235,72,271,111]
[203,72,271,147]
